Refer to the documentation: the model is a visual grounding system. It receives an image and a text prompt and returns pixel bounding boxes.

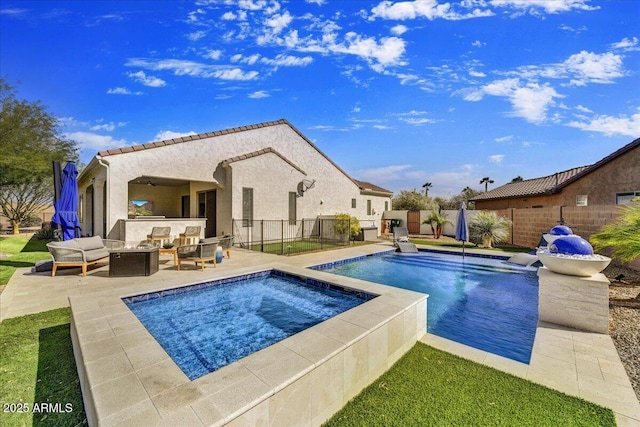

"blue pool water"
[317,251,539,363]
[124,271,372,380]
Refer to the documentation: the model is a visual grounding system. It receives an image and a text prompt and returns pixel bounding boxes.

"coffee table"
[109,247,159,277]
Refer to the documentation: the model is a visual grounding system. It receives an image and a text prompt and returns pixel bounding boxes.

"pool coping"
[69,261,427,426]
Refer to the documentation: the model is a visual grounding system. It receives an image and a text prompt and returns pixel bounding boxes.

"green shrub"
[590,201,640,262]
[334,213,361,241]
[469,211,512,248]
[33,226,55,240]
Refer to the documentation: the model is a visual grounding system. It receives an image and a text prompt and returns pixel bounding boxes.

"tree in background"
[479,176,494,192]
[0,78,78,234]
[511,176,524,183]
[392,190,437,211]
[433,187,482,210]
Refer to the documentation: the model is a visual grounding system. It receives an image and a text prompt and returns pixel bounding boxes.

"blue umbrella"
[455,202,469,258]
[51,162,82,241]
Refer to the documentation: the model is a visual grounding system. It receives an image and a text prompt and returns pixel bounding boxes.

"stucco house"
[472,137,640,210]
[77,119,392,245]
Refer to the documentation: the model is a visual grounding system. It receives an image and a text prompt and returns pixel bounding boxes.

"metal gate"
[407,211,420,234]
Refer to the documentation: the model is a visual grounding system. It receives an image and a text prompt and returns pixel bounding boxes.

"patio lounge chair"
[176,237,218,271]
[179,226,201,245]
[47,236,125,276]
[147,227,171,247]
[393,227,418,253]
[218,235,234,258]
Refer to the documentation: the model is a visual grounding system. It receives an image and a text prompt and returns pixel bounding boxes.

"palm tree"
[422,182,432,196]
[469,211,512,248]
[422,210,450,239]
[479,177,494,192]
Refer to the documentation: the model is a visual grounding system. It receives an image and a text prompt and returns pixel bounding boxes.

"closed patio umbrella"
[455,202,469,258]
[51,162,82,241]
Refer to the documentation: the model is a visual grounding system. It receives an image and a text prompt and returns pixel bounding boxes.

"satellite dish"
[296,179,316,197]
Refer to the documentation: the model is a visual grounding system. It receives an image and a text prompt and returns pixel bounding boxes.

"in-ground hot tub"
[69,265,427,426]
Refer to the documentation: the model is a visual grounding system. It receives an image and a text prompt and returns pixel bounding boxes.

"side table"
[159,247,178,265]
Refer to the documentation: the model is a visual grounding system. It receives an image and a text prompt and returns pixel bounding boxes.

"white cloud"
[126,58,259,81]
[469,69,486,78]
[261,54,313,67]
[264,11,293,34]
[575,105,593,113]
[489,154,505,163]
[187,30,207,41]
[127,70,166,87]
[465,78,562,123]
[567,108,640,137]
[399,117,437,125]
[248,90,270,98]
[489,0,599,14]
[370,0,494,21]
[204,49,223,60]
[106,87,143,95]
[357,164,413,182]
[494,135,512,143]
[390,24,408,35]
[154,130,197,141]
[562,51,624,86]
[65,132,127,151]
[611,37,639,51]
[90,121,127,132]
[471,40,484,47]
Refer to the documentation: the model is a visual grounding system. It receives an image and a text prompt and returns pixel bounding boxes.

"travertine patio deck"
[1,243,638,426]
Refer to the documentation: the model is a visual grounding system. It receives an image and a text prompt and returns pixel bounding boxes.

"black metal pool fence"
[232,218,353,255]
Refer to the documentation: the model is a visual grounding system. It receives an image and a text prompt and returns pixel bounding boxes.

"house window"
[351,198,356,209]
[242,187,253,227]
[78,195,83,222]
[289,192,297,225]
[367,200,372,215]
[576,195,588,206]
[616,191,640,205]
[384,201,389,211]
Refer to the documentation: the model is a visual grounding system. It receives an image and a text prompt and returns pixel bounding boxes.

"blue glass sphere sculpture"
[550,236,594,256]
[550,225,573,236]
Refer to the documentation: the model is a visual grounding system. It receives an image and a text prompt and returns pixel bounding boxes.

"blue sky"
[1,0,638,197]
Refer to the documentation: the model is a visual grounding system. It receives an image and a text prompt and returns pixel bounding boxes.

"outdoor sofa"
[46,236,125,277]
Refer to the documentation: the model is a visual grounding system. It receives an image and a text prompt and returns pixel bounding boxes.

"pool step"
[397,242,419,253]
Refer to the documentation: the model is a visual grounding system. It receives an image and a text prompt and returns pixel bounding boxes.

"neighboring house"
[472,137,640,210]
[77,119,392,244]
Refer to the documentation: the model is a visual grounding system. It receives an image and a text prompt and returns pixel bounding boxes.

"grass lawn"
[0,237,50,286]
[249,239,368,255]
[0,308,86,427]
[325,343,615,427]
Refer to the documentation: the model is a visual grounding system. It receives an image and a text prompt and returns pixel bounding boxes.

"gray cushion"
[49,239,80,250]
[74,236,105,251]
[85,248,109,262]
[199,237,220,244]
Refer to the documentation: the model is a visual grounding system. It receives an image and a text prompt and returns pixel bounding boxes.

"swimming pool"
[316,251,539,363]
[124,270,375,380]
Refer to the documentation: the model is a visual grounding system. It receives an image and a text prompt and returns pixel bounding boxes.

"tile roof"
[472,166,590,201]
[220,147,307,176]
[97,119,290,157]
[472,136,640,201]
[92,118,393,196]
[353,180,393,196]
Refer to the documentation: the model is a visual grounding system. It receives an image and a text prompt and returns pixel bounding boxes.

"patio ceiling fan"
[296,179,315,197]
